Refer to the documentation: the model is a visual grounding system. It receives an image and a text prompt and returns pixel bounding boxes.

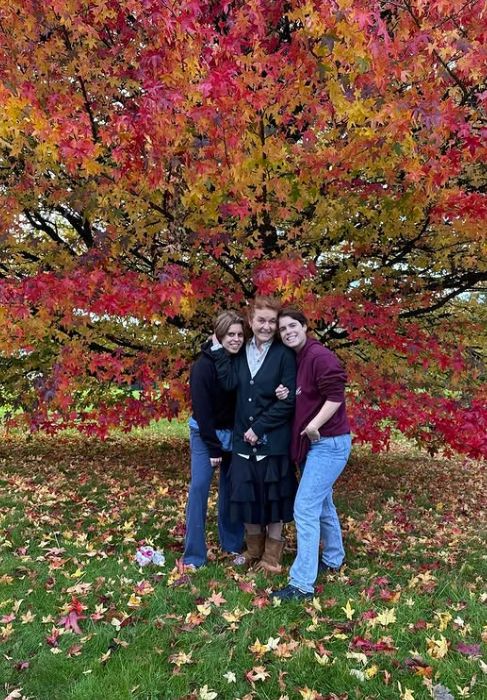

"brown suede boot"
[238,532,265,567]
[254,537,285,574]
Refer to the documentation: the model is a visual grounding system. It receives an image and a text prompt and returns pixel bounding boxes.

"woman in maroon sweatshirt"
[272,307,352,600]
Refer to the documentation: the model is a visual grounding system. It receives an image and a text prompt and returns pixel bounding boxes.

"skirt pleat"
[229,454,297,525]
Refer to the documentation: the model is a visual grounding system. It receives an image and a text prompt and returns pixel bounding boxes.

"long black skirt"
[229,454,297,526]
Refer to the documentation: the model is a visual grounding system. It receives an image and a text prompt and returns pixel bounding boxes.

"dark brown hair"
[277,306,308,327]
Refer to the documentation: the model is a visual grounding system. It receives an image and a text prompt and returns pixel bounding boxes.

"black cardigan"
[190,343,236,458]
[212,341,296,456]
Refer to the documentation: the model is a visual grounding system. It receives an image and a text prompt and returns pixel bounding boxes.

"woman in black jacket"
[183,311,245,569]
[212,296,297,574]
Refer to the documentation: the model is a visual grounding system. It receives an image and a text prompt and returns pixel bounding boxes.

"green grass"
[0,433,485,700]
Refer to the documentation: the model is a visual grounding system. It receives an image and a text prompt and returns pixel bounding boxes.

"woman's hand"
[243,428,259,446]
[210,457,222,468]
[300,423,321,443]
[275,383,289,400]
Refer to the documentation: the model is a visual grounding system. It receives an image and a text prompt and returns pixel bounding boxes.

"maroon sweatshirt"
[291,337,350,464]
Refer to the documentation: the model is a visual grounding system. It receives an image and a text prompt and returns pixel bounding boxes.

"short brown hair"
[213,310,245,342]
[278,306,308,327]
[248,295,281,321]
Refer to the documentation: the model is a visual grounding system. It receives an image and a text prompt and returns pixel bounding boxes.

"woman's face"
[221,323,245,354]
[278,315,307,352]
[250,307,278,345]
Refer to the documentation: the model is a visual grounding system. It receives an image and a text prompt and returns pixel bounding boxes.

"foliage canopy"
[0,0,485,456]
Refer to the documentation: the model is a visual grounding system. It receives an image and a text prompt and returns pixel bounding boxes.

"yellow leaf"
[375,608,397,627]
[398,683,415,700]
[70,568,84,579]
[342,599,355,620]
[434,611,452,631]
[196,603,212,617]
[314,652,330,665]
[426,635,449,659]
[299,688,319,700]
[249,638,269,657]
[222,607,251,623]
[365,664,379,679]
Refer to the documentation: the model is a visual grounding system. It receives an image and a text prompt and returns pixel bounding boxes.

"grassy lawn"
[0,430,485,700]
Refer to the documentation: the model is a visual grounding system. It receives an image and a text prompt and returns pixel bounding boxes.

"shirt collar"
[248,337,273,352]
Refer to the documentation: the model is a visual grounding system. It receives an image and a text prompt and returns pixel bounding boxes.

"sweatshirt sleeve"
[211,347,239,391]
[190,360,223,458]
[315,351,347,403]
[251,348,296,437]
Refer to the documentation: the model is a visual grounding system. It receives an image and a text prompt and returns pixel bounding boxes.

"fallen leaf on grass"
[426,635,449,659]
[341,599,355,620]
[315,651,330,665]
[1,613,16,624]
[455,642,481,657]
[350,668,365,682]
[346,651,368,665]
[434,611,452,631]
[45,626,63,647]
[351,635,396,654]
[249,638,270,657]
[273,639,299,659]
[14,661,30,671]
[397,683,415,700]
[222,607,251,624]
[237,579,255,594]
[169,650,194,667]
[431,683,455,700]
[4,689,23,700]
[298,689,320,700]
[403,655,433,678]
[207,590,226,606]
[0,623,14,641]
[99,649,111,664]
[67,643,83,657]
[251,595,269,608]
[246,665,270,683]
[365,664,378,679]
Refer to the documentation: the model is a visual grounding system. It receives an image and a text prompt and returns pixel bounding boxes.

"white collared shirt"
[246,337,272,378]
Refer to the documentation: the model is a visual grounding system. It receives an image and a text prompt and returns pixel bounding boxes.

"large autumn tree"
[0,0,485,456]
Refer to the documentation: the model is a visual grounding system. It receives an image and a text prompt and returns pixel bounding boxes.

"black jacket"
[190,342,236,458]
[212,341,296,456]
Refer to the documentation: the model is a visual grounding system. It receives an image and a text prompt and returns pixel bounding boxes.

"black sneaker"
[271,585,313,601]
[318,560,345,575]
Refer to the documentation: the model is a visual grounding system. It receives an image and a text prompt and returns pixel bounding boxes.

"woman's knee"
[188,472,212,494]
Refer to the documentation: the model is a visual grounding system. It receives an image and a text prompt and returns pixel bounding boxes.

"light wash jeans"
[183,423,244,567]
[289,433,352,593]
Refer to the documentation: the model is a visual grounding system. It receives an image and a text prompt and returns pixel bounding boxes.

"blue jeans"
[289,434,352,593]
[183,427,244,567]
